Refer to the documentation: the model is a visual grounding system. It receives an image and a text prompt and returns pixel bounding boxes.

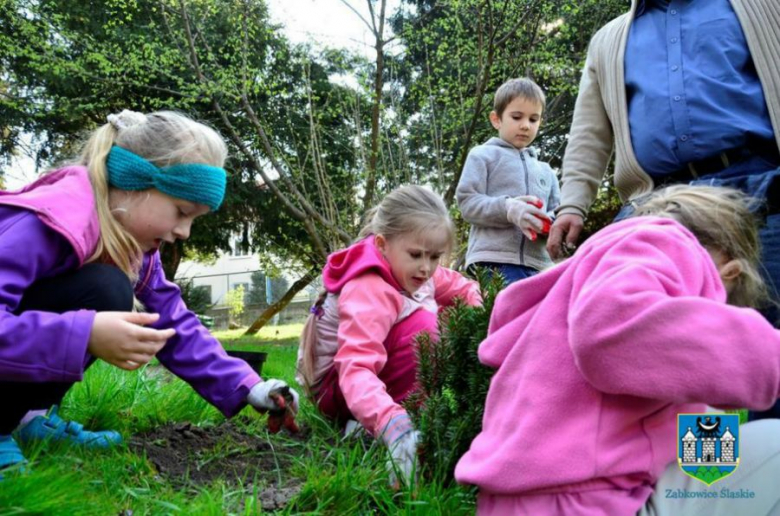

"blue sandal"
[0,435,28,480]
[17,406,122,448]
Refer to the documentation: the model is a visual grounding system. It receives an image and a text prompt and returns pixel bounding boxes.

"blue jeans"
[618,157,780,419]
[470,262,539,287]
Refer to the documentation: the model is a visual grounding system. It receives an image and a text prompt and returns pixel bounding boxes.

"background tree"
[390,0,627,199]
[247,270,292,306]
[225,285,246,326]
[176,278,213,314]
[0,0,367,329]
[1,0,630,332]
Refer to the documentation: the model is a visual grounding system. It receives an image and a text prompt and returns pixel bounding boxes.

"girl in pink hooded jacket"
[456,185,780,515]
[297,185,481,486]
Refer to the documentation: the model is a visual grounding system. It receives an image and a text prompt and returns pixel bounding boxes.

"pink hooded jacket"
[455,217,780,514]
[322,236,481,437]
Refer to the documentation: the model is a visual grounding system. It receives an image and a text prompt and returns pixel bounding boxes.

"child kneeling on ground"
[297,185,481,486]
[0,110,297,479]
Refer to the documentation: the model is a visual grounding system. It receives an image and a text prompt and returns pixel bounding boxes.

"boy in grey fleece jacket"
[456,78,560,285]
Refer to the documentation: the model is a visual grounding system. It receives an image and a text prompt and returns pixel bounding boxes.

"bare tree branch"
[361,0,387,212]
[174,0,352,254]
[337,0,374,32]
[243,269,318,336]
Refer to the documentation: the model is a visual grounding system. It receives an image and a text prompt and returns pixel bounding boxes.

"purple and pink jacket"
[0,167,260,417]
[455,217,780,514]
[316,236,481,437]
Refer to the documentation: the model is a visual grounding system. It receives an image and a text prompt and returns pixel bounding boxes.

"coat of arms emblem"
[678,413,740,485]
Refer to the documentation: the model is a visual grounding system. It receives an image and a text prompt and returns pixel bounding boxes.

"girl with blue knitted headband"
[0,110,298,478]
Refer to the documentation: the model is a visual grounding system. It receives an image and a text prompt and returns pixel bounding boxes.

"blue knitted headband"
[106,146,226,211]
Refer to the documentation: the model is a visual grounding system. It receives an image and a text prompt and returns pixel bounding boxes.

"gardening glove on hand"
[381,413,420,488]
[247,379,301,434]
[506,196,551,241]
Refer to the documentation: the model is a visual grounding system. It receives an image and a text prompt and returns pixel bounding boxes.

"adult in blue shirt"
[547,0,780,419]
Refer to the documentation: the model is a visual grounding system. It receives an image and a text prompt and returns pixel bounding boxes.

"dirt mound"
[129,420,303,510]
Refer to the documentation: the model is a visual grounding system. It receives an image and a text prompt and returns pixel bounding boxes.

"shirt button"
[670,37,678,43]
[672,65,679,71]
[674,95,682,101]
[670,9,677,15]
[680,135,689,142]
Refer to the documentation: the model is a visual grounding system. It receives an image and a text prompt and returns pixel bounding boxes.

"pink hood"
[323,235,401,293]
[0,166,99,265]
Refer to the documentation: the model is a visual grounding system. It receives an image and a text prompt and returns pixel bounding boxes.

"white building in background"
[174,235,311,307]
[174,235,259,306]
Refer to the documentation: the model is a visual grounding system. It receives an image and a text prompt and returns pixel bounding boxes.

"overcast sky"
[266,0,402,57]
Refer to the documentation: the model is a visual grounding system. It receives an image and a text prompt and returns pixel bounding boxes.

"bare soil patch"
[129,420,306,510]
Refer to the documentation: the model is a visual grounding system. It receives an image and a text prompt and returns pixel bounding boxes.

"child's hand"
[247,379,301,433]
[506,196,551,241]
[381,413,420,488]
[88,312,175,371]
[547,213,583,260]
[386,429,420,489]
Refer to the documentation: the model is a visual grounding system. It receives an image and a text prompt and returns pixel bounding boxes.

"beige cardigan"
[558,0,780,218]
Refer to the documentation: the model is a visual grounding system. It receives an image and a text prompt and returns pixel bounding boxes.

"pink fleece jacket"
[323,236,481,437]
[455,217,780,514]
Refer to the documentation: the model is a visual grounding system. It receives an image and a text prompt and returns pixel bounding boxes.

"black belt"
[656,145,780,187]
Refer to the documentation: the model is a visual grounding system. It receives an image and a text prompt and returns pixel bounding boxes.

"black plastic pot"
[225,350,268,375]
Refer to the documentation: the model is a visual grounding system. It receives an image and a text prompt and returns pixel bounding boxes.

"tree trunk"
[243,270,317,336]
[362,0,388,214]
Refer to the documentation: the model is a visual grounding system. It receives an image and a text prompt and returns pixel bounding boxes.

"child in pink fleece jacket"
[297,185,481,486]
[456,185,780,515]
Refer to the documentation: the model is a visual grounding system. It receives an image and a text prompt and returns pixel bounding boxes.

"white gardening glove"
[387,430,420,488]
[506,195,551,241]
[246,379,300,413]
[381,413,419,488]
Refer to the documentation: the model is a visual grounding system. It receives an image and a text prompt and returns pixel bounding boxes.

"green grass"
[0,324,475,515]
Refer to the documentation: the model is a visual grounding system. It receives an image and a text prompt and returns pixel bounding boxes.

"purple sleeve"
[135,253,261,418]
[0,209,93,382]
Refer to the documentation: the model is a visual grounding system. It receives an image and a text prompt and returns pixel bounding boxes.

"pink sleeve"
[334,273,407,436]
[568,227,780,410]
[433,267,482,307]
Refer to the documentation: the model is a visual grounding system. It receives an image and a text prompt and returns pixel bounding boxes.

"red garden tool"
[266,385,300,434]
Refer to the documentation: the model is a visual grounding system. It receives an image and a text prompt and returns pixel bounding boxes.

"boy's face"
[490,96,543,149]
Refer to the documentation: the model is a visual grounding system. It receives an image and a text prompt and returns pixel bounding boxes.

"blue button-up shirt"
[624,0,774,179]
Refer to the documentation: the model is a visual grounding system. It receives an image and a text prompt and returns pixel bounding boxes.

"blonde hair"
[493,77,546,118]
[77,111,227,282]
[298,185,454,393]
[631,185,768,308]
[358,184,455,248]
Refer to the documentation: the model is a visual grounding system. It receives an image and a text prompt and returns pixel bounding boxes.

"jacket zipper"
[519,151,530,263]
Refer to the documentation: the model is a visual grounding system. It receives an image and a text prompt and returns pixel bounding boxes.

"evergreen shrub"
[405,269,504,484]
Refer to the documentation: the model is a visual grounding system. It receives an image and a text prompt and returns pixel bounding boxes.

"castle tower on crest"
[682,427,697,463]
[721,427,735,462]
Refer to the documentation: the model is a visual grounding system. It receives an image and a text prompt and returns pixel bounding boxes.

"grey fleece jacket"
[456,137,560,271]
